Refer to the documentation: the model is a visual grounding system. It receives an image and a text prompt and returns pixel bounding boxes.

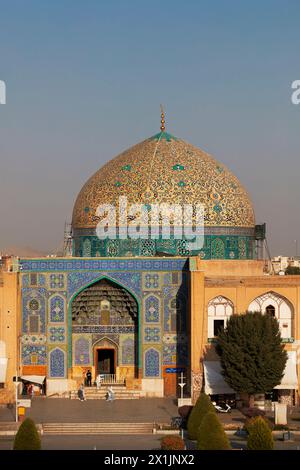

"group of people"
[22,382,43,397]
[77,370,115,402]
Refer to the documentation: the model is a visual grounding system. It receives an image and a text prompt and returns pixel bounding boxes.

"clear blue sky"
[0,0,299,255]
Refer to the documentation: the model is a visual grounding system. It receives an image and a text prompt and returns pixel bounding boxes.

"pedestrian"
[95,374,102,390]
[28,384,34,398]
[78,384,86,401]
[106,386,115,402]
[86,370,92,387]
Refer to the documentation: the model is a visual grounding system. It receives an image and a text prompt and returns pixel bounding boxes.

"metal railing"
[98,374,125,385]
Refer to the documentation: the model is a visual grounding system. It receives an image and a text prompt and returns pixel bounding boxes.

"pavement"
[0,397,179,424]
[1,433,300,450]
[2,398,300,450]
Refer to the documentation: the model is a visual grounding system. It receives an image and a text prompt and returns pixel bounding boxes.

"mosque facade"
[0,114,299,404]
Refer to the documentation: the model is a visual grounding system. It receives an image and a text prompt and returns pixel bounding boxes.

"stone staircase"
[42,422,154,435]
[70,386,141,400]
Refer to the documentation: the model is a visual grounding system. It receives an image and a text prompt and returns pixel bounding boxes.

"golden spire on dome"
[160,104,165,132]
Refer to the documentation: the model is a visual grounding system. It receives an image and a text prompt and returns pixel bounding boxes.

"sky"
[0,0,299,256]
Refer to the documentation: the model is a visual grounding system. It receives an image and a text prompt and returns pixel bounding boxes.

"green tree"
[197,412,231,450]
[13,418,41,450]
[187,392,216,440]
[216,312,287,398]
[247,416,274,450]
[285,266,300,275]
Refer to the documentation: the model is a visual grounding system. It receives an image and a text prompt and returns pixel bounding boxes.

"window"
[214,319,224,337]
[266,304,275,317]
[207,296,234,339]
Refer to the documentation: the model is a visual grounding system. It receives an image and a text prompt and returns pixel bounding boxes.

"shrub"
[273,424,289,431]
[244,416,274,434]
[187,393,215,440]
[247,416,274,450]
[161,435,185,450]
[197,412,231,450]
[13,418,41,450]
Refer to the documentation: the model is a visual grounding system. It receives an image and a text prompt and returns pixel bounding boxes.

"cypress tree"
[187,392,216,440]
[197,412,231,450]
[13,418,41,450]
[247,416,274,450]
[216,311,287,396]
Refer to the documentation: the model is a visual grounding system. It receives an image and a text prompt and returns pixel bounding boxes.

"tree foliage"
[13,418,41,450]
[187,392,215,440]
[285,266,300,275]
[197,412,231,450]
[247,416,274,450]
[216,311,287,394]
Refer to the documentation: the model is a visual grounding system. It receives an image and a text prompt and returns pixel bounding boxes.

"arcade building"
[0,114,299,404]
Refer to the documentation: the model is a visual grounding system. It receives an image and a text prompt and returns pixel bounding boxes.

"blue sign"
[165,368,185,373]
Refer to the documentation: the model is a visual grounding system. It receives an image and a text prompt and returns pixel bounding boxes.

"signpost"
[178,372,186,400]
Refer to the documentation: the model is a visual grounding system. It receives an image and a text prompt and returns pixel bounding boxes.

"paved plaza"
[1,398,300,450]
[0,397,179,424]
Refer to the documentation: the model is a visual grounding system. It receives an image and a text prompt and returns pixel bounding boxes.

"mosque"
[0,111,299,405]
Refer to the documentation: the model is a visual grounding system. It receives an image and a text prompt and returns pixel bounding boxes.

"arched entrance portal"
[71,278,138,383]
[94,337,118,376]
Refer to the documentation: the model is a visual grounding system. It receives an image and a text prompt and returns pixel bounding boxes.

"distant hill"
[0,246,54,258]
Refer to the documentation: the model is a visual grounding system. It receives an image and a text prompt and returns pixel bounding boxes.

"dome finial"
[160,104,165,132]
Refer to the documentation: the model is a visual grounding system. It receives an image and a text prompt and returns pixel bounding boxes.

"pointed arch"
[248,291,294,339]
[207,295,234,339]
[68,275,140,371]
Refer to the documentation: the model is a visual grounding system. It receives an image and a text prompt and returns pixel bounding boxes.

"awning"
[0,358,8,382]
[203,361,235,395]
[21,375,46,385]
[275,351,298,390]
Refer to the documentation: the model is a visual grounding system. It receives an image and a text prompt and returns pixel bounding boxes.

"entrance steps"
[42,422,154,435]
[70,386,141,400]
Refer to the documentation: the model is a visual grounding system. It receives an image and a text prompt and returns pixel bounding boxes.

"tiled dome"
[72,131,255,230]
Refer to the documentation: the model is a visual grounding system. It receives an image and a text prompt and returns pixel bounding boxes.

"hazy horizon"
[0,1,299,257]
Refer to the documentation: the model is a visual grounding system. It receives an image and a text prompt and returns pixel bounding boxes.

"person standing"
[86,370,92,387]
[29,384,34,398]
[96,374,102,390]
[106,386,115,401]
[78,384,86,401]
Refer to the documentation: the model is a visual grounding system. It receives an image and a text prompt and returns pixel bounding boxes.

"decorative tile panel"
[49,295,65,323]
[145,348,160,377]
[121,337,135,365]
[49,274,65,289]
[144,327,160,342]
[48,326,65,343]
[22,345,47,365]
[145,295,160,323]
[49,348,65,378]
[74,336,91,365]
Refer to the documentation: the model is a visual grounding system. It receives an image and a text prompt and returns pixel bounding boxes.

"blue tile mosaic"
[145,348,160,377]
[49,348,65,378]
